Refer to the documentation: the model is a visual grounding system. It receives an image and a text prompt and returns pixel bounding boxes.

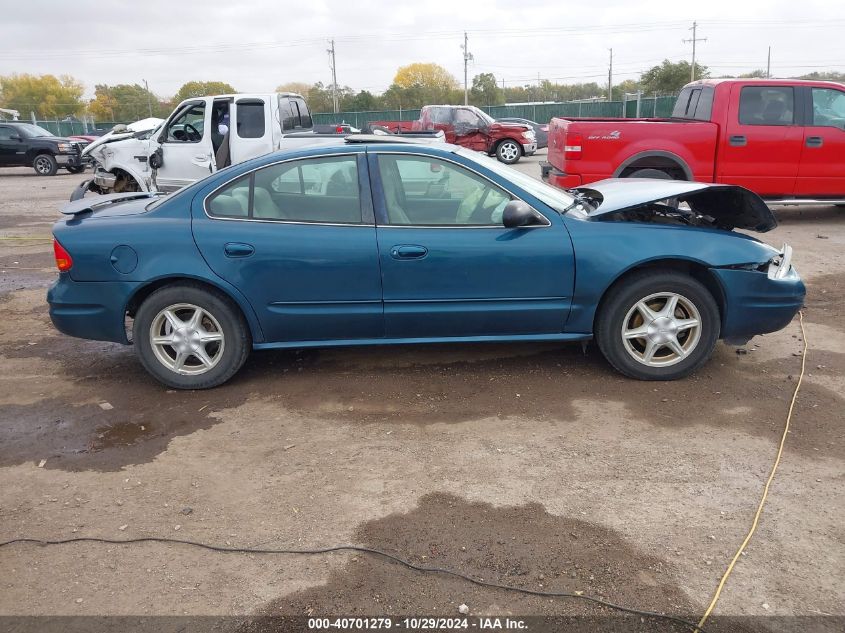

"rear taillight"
[53,239,73,272]
[564,132,582,160]
[336,126,344,133]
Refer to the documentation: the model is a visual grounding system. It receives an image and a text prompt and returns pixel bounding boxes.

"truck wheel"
[66,165,86,174]
[627,168,672,179]
[496,140,522,164]
[33,154,58,176]
[595,270,719,381]
[133,283,251,390]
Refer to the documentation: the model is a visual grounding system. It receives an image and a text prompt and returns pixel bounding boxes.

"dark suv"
[0,122,89,176]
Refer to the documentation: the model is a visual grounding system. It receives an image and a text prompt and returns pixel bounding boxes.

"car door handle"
[390,245,428,260]
[729,135,747,147]
[806,136,824,148]
[224,242,255,258]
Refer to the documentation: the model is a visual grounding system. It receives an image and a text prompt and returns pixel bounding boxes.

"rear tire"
[496,139,522,164]
[33,154,58,176]
[133,284,251,389]
[595,270,720,380]
[627,168,672,179]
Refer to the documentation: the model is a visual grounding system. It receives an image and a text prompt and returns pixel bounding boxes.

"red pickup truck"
[543,78,845,203]
[372,105,537,164]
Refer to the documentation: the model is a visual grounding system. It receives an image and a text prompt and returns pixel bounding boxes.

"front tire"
[496,139,522,164]
[33,154,58,176]
[595,270,720,380]
[133,284,251,389]
[66,165,86,174]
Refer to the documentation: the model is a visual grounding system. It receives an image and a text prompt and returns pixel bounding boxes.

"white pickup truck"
[73,92,331,199]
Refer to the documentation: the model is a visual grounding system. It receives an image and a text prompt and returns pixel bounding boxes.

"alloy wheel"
[620,292,702,367]
[149,303,225,375]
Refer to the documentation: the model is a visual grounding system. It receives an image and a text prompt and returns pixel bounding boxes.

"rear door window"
[235,99,265,138]
[738,86,795,126]
[207,156,362,224]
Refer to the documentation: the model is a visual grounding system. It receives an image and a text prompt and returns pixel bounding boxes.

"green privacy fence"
[313,96,677,127]
[15,95,678,136]
[25,119,128,137]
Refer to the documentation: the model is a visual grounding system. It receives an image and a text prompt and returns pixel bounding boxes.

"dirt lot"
[0,155,843,632]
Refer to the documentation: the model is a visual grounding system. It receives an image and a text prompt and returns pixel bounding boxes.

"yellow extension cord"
[696,311,807,631]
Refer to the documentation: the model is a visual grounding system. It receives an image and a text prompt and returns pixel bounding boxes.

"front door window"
[377,155,511,226]
[164,102,206,143]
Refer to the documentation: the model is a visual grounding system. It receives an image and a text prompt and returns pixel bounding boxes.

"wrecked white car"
[72,93,324,199]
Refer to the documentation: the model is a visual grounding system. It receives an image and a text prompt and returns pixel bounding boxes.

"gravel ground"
[0,154,843,632]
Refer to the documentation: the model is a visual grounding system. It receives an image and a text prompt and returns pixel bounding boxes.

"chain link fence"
[312,96,677,127]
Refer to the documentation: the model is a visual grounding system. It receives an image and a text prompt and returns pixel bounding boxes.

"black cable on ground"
[0,536,706,632]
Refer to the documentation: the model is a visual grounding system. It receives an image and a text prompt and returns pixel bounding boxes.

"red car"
[372,105,537,164]
[543,78,845,203]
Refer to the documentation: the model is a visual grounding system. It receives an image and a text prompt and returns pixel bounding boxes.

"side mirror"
[502,200,545,228]
[10,134,22,141]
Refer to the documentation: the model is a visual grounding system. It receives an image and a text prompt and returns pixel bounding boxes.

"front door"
[192,152,383,343]
[796,86,845,196]
[371,151,574,338]
[155,99,215,192]
[717,84,804,196]
[453,108,489,152]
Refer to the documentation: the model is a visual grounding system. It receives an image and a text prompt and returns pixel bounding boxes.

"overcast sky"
[3,0,844,100]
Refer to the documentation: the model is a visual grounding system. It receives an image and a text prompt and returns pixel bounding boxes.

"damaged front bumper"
[714,244,805,343]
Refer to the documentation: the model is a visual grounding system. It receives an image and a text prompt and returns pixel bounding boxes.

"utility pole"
[143,79,153,117]
[607,48,613,101]
[766,46,771,78]
[462,31,473,105]
[683,21,707,82]
[327,39,339,114]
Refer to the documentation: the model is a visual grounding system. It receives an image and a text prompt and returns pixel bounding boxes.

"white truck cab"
[75,92,315,197]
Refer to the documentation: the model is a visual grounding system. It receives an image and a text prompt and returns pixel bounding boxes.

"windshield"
[16,124,54,137]
[455,148,574,213]
[472,107,496,126]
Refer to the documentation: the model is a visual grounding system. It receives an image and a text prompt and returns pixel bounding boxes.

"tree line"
[2,62,844,122]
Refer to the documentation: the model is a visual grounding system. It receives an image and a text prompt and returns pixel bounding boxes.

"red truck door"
[717,84,804,196]
[796,85,845,196]
[453,108,490,152]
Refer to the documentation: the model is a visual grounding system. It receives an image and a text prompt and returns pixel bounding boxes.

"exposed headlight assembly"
[767,243,794,280]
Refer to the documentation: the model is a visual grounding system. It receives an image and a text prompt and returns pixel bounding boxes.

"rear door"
[229,98,272,164]
[796,85,845,196]
[372,151,574,338]
[716,84,804,196]
[192,151,383,343]
[155,99,216,192]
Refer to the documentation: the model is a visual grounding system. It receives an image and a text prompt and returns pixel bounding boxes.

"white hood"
[82,117,164,157]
